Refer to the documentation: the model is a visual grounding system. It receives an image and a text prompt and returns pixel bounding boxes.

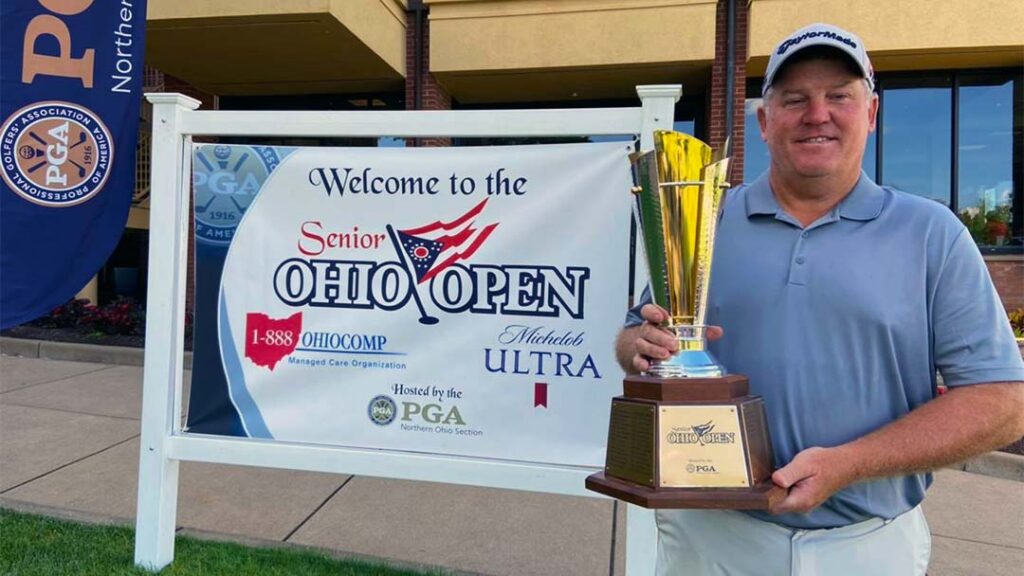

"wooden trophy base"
[585,472,785,510]
[586,374,786,510]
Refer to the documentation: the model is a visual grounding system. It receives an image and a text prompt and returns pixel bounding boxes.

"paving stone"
[929,535,1024,576]
[0,405,138,492]
[3,438,348,541]
[175,458,347,541]
[3,438,141,519]
[0,356,107,393]
[1,364,192,424]
[924,469,1024,549]
[1,365,143,419]
[290,476,615,576]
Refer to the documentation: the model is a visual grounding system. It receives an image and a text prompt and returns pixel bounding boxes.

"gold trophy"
[586,131,784,509]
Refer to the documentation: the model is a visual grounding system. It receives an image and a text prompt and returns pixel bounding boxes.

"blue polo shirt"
[627,172,1024,529]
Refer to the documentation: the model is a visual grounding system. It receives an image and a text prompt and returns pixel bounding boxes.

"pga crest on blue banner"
[1,0,147,328]
[190,142,633,467]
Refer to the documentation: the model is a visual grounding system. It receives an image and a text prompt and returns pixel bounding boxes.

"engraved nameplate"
[658,405,750,488]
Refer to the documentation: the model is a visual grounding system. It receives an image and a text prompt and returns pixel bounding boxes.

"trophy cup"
[586,131,784,509]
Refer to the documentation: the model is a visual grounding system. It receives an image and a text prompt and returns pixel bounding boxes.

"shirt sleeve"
[624,286,652,327]
[931,229,1024,387]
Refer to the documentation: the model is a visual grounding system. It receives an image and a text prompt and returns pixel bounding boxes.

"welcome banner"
[1,0,147,327]
[188,142,633,467]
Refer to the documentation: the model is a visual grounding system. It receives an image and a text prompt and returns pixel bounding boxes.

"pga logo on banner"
[195,142,633,467]
[1,1,147,327]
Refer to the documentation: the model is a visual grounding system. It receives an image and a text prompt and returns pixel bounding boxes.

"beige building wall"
[143,1,1023,100]
[748,0,1024,74]
[428,0,717,71]
[426,0,718,102]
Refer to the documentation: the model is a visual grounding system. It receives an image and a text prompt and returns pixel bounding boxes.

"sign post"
[134,93,199,569]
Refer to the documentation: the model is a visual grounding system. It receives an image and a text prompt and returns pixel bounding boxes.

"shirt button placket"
[789,230,809,285]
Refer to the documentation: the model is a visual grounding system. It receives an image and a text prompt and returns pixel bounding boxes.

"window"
[957,76,1017,247]
[879,79,952,206]
[744,70,1022,251]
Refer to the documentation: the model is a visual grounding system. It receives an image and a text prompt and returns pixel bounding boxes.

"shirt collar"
[835,173,886,221]
[744,171,778,216]
[744,171,885,222]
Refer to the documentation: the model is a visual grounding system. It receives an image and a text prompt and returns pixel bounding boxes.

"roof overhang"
[146,0,408,96]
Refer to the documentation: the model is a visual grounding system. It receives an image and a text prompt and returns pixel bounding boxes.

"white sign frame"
[134,86,681,574]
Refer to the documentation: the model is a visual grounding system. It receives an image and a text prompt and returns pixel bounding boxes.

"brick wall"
[709,0,748,186]
[162,72,218,111]
[405,5,452,147]
[986,257,1024,313]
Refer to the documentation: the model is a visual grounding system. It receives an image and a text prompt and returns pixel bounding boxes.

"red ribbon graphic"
[534,382,548,408]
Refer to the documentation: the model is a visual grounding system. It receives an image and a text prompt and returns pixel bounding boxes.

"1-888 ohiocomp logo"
[1,102,113,207]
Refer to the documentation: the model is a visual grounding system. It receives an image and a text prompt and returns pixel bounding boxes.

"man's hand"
[769,446,856,515]
[614,304,723,374]
[629,304,677,373]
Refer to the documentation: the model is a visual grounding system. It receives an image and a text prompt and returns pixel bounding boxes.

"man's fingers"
[768,448,844,516]
[769,492,792,515]
[769,489,807,515]
[640,322,678,351]
[641,306,723,344]
[771,467,798,490]
[640,304,669,324]
[631,317,677,373]
[635,336,673,360]
[633,355,651,373]
[638,321,678,353]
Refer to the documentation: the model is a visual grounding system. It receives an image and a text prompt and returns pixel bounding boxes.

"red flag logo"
[394,199,498,284]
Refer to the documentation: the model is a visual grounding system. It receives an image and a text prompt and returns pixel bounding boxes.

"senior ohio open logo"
[0,101,113,207]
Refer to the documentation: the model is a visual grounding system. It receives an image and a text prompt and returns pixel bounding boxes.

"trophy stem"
[646,324,724,378]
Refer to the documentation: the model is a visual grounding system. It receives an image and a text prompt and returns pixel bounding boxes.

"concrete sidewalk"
[1,348,1022,575]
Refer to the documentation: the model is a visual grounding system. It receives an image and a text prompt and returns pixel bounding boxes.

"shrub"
[30,298,96,329]
[1009,308,1024,339]
[91,297,145,335]
[28,297,145,335]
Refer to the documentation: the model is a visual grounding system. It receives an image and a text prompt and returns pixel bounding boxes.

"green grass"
[0,509,443,576]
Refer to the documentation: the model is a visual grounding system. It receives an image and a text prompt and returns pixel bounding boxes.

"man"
[616,23,1024,576]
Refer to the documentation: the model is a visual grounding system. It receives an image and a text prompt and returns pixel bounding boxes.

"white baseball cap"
[762,23,875,96]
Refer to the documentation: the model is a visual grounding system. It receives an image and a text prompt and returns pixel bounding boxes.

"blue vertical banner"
[1,0,148,328]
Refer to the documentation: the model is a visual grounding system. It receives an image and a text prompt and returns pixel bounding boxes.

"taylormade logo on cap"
[777,29,858,55]
[763,23,874,96]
